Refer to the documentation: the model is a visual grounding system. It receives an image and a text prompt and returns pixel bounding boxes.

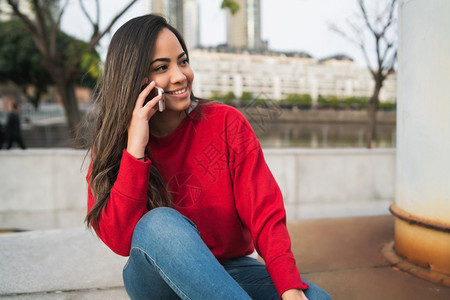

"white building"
[183,0,199,49]
[225,0,262,50]
[189,48,397,103]
[144,0,199,49]
[144,0,184,35]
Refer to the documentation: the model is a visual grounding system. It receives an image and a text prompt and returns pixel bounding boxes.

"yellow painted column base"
[390,203,450,276]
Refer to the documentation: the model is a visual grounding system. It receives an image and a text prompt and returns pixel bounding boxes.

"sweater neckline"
[149,104,199,143]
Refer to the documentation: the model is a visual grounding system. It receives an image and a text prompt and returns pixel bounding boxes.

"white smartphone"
[142,85,165,112]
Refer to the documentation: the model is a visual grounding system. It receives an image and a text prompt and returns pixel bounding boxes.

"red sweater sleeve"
[87,150,150,256]
[228,112,309,297]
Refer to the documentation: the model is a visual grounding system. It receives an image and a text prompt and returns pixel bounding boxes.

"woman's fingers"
[136,81,155,108]
[137,81,164,114]
[144,93,163,111]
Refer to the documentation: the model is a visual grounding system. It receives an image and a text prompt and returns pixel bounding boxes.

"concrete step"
[1,216,449,299]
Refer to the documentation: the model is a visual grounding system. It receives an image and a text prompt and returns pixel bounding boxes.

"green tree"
[209,91,221,101]
[240,91,253,101]
[282,94,312,109]
[221,0,240,15]
[5,0,138,140]
[239,91,253,106]
[0,19,100,108]
[317,95,329,109]
[222,91,236,101]
[0,19,50,108]
[343,96,368,110]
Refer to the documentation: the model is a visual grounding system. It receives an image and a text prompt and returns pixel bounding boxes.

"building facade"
[183,0,199,49]
[144,0,184,35]
[189,48,397,103]
[226,0,262,50]
[144,0,199,49]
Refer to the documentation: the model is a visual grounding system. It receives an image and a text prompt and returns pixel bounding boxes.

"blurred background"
[0,0,397,149]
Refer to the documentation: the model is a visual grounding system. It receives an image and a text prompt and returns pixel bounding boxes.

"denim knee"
[131,207,198,250]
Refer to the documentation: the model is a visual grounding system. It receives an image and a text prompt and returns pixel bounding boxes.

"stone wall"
[0,148,395,230]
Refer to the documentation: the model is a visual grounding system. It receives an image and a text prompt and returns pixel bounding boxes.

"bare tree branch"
[31,0,49,53]
[380,0,397,37]
[6,0,47,54]
[96,0,100,28]
[5,0,141,137]
[329,20,374,72]
[50,0,69,57]
[382,50,397,76]
[359,43,376,77]
[329,22,359,46]
[358,0,375,35]
[380,39,394,67]
[85,0,139,52]
[6,0,35,34]
[79,0,98,31]
[330,0,398,148]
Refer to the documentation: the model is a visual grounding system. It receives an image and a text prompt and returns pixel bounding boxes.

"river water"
[253,122,396,148]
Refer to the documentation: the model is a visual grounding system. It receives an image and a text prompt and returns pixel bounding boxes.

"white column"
[393,0,450,275]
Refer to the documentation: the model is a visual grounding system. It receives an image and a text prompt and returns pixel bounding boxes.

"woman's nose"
[170,66,187,84]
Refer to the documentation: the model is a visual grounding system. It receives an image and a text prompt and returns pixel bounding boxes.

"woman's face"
[147,28,194,112]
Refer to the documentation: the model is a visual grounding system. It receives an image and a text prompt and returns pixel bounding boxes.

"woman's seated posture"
[86,14,332,300]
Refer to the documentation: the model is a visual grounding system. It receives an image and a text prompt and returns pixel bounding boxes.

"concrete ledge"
[0,148,395,230]
[0,228,127,297]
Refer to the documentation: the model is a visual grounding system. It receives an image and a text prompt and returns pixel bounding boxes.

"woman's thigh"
[122,207,251,300]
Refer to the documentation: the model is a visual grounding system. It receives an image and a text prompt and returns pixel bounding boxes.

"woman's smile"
[165,86,189,97]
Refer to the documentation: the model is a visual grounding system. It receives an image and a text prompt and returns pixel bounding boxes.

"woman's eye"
[181,59,189,65]
[154,65,168,72]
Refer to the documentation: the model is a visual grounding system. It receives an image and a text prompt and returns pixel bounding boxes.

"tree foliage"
[5,0,138,140]
[0,19,100,108]
[221,0,240,15]
[0,19,50,107]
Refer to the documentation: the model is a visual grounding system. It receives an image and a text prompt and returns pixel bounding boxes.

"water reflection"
[252,123,396,148]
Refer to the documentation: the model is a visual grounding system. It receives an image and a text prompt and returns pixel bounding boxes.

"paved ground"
[1,215,449,299]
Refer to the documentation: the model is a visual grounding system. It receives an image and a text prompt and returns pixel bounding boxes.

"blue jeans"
[123,207,332,299]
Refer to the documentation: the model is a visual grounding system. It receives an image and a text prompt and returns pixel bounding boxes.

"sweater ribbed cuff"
[114,150,151,201]
[266,255,309,298]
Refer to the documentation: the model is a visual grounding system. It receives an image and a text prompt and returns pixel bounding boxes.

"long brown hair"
[85,14,192,229]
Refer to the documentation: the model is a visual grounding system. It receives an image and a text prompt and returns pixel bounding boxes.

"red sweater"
[87,103,309,296]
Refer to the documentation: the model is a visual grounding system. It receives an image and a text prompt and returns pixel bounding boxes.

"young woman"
[86,14,331,300]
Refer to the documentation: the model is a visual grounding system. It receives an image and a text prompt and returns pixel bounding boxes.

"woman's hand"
[281,289,309,300]
[126,81,162,159]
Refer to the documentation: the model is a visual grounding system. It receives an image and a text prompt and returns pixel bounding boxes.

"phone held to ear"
[141,85,165,112]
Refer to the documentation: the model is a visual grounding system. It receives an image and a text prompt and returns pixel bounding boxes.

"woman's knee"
[135,207,178,234]
[131,207,198,249]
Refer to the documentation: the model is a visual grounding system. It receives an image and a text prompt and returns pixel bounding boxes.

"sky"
[61,0,396,67]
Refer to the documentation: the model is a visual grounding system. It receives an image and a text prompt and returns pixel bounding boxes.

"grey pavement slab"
[0,228,127,297]
[0,287,128,300]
